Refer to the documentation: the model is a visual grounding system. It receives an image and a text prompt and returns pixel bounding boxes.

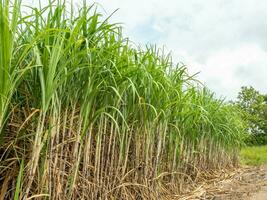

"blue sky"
[23,0,267,100]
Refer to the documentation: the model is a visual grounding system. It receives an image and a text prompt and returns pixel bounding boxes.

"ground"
[177,166,267,199]
[212,166,267,200]
[178,145,267,199]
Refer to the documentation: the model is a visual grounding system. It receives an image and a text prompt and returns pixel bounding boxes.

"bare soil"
[211,167,267,200]
[177,166,267,200]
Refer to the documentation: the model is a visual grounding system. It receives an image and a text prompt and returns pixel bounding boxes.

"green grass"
[240,145,267,166]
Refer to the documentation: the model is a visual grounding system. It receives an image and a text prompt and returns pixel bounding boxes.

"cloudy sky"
[23,0,267,100]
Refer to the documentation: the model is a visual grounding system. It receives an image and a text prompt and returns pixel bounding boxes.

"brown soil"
[177,166,267,200]
[211,167,267,200]
[250,186,267,200]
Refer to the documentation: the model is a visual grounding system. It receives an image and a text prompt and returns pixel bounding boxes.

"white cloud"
[99,0,267,100]
[190,45,267,99]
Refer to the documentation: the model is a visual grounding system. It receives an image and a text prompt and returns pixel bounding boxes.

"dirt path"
[250,186,267,200]
[209,166,267,200]
[177,166,267,199]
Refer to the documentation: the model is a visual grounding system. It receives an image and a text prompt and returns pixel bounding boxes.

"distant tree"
[235,86,267,135]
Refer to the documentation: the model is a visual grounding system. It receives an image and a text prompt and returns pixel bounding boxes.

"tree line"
[235,86,267,145]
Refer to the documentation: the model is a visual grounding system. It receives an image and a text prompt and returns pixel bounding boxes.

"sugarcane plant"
[0,1,247,199]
